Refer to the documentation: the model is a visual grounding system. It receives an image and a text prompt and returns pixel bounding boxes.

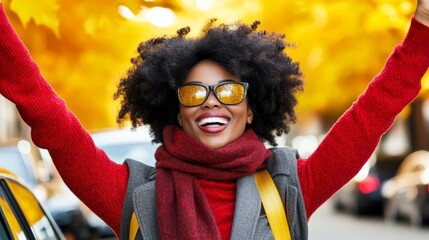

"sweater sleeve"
[0,4,127,234]
[298,18,429,219]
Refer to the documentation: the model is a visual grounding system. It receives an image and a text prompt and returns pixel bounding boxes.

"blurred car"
[333,154,396,216]
[40,126,159,238]
[0,140,96,239]
[91,126,158,167]
[0,167,64,239]
[0,140,46,200]
[382,150,429,227]
[43,182,100,240]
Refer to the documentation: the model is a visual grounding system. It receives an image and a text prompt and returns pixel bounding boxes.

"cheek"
[230,105,250,126]
[179,106,196,127]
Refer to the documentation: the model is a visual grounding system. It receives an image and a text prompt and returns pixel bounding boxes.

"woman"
[1,1,429,239]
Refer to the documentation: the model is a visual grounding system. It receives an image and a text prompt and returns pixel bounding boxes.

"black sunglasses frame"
[178,81,249,107]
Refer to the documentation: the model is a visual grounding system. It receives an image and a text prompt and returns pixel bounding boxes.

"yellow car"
[0,168,64,240]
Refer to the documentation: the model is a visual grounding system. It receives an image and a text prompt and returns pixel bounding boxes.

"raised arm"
[298,1,429,218]
[0,4,127,233]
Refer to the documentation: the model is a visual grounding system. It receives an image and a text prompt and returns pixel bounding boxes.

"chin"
[200,135,239,149]
[203,141,227,149]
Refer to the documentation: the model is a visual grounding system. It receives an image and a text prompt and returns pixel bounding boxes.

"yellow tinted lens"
[216,83,245,104]
[179,85,207,106]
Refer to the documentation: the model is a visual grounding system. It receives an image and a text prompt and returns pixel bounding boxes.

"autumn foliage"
[3,0,428,129]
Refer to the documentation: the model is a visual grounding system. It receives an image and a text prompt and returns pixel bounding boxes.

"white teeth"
[197,117,229,126]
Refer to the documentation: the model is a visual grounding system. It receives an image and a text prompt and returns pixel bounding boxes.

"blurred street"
[309,199,429,240]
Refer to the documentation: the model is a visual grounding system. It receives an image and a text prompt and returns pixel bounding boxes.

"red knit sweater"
[1,4,429,239]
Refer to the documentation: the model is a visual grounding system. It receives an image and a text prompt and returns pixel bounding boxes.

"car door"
[0,174,64,240]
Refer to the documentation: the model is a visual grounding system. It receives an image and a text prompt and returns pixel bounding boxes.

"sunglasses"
[177,81,249,107]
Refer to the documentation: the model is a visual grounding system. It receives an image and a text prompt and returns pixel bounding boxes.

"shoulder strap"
[124,159,156,240]
[129,212,139,240]
[129,169,291,240]
[254,169,291,240]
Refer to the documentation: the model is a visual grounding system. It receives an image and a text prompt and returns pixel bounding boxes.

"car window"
[7,179,60,240]
[0,182,26,239]
[0,213,12,240]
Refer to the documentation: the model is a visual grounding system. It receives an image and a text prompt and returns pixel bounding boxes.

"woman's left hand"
[415,0,429,26]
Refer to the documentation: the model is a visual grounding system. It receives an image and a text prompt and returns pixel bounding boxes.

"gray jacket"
[120,147,308,240]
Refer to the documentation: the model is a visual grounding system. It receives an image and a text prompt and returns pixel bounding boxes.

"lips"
[195,114,230,133]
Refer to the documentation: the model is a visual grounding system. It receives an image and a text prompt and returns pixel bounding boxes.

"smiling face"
[178,60,253,149]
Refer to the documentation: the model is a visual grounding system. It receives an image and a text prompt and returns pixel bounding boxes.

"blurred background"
[1,0,429,239]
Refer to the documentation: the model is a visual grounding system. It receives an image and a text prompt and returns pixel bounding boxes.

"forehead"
[184,59,239,84]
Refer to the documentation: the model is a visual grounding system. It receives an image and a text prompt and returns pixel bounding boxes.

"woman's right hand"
[415,0,429,26]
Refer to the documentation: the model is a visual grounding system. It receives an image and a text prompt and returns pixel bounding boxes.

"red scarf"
[155,125,272,240]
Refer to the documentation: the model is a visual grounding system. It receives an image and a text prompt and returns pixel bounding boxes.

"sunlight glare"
[148,7,176,27]
[195,0,212,11]
[118,5,135,20]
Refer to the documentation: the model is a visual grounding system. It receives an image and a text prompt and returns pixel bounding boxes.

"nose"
[202,90,221,109]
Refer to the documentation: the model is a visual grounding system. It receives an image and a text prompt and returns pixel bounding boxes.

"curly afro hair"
[114,19,303,146]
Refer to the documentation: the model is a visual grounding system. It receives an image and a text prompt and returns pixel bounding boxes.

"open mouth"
[197,117,229,127]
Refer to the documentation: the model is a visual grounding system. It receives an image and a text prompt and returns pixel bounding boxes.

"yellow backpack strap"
[129,212,139,240]
[254,169,291,240]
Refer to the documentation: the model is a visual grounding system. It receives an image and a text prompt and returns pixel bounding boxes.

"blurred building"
[0,95,27,142]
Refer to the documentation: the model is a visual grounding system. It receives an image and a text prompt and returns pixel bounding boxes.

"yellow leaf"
[10,0,60,36]
[421,71,429,92]
[116,0,142,14]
